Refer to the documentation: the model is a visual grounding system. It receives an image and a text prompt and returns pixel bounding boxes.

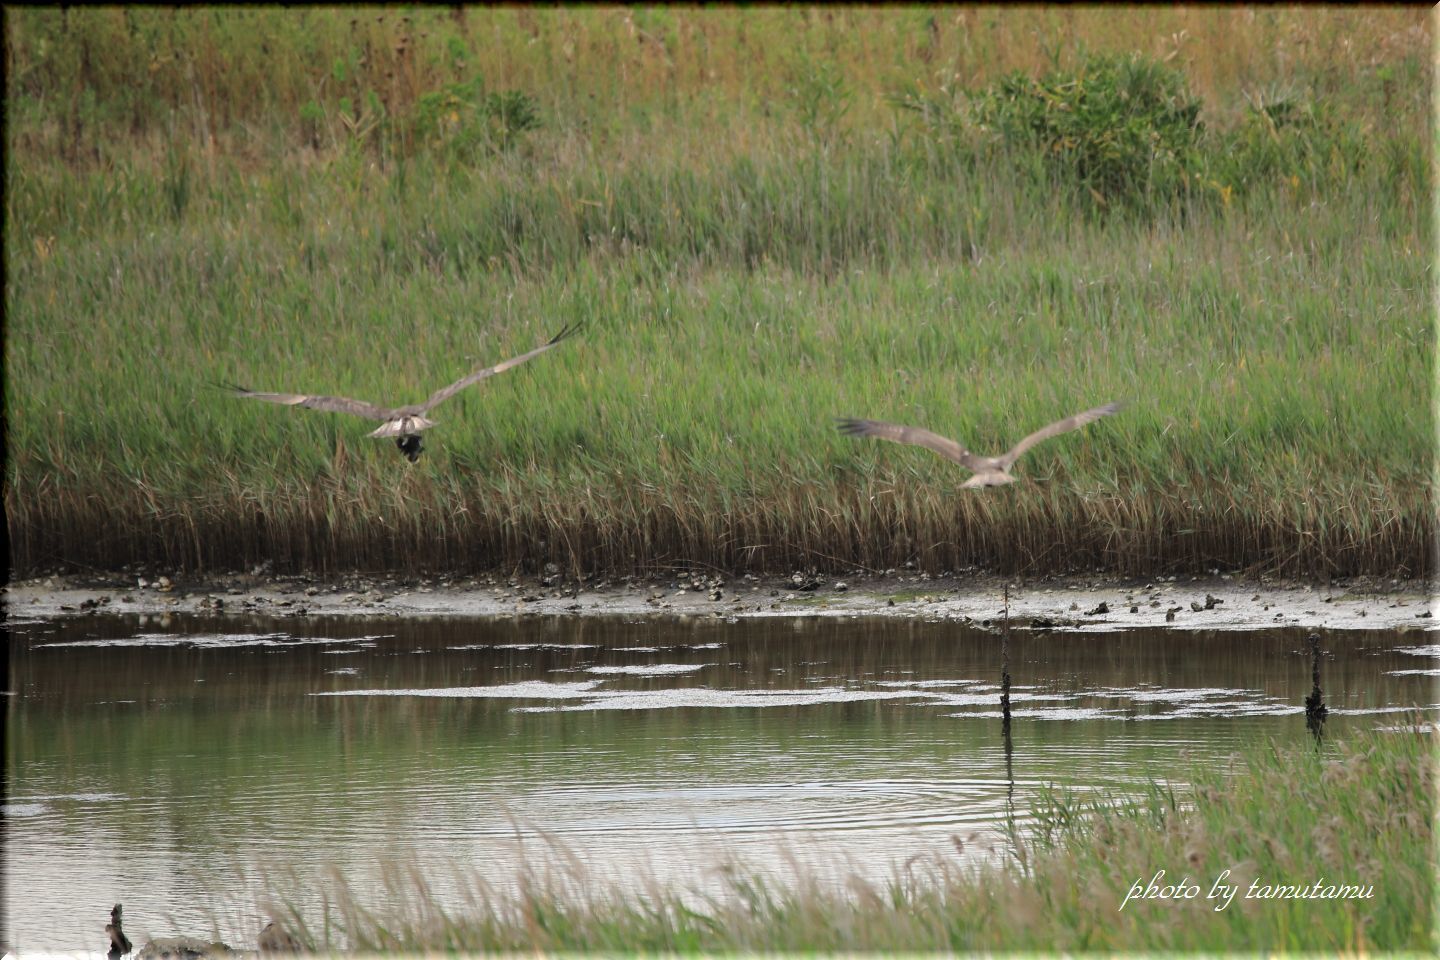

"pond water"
[5,611,1436,953]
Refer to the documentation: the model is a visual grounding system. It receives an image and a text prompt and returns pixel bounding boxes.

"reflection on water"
[6,612,1436,952]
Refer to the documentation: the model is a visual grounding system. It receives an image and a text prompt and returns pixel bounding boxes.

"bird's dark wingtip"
[548,321,584,345]
[835,417,866,435]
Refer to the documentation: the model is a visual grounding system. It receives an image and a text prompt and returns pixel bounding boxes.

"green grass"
[254,724,1434,952]
[3,8,1432,577]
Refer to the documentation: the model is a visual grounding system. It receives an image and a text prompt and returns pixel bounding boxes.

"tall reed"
[5,8,1430,577]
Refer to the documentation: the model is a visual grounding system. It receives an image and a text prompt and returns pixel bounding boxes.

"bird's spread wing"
[998,402,1122,469]
[226,384,396,422]
[836,418,984,471]
[419,323,580,413]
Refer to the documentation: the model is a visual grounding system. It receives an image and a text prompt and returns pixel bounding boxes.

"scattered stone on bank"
[789,570,822,591]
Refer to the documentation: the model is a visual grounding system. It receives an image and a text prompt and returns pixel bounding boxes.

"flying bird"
[227,323,579,461]
[836,402,1121,488]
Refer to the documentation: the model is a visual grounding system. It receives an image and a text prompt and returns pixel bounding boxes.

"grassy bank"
[256,725,1433,952]
[4,8,1432,577]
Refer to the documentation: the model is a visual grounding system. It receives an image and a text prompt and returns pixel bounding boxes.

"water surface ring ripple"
[396,776,1044,836]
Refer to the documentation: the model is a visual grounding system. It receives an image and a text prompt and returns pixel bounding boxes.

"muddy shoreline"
[6,569,1435,633]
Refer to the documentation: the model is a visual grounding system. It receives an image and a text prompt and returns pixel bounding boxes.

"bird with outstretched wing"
[837,402,1121,488]
[228,323,580,461]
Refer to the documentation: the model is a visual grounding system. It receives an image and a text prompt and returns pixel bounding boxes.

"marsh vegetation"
[5,8,1430,575]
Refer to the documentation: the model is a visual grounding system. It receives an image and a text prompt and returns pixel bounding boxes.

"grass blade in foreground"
[255,725,1434,953]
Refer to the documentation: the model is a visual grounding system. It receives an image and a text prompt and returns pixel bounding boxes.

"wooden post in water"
[1304,631,1329,741]
[106,903,132,959]
[1001,583,1013,726]
[1001,583,1014,797]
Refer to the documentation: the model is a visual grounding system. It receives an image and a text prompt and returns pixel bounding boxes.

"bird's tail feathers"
[369,416,437,438]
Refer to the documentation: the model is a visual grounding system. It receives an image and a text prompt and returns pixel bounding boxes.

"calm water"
[5,611,1436,952]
